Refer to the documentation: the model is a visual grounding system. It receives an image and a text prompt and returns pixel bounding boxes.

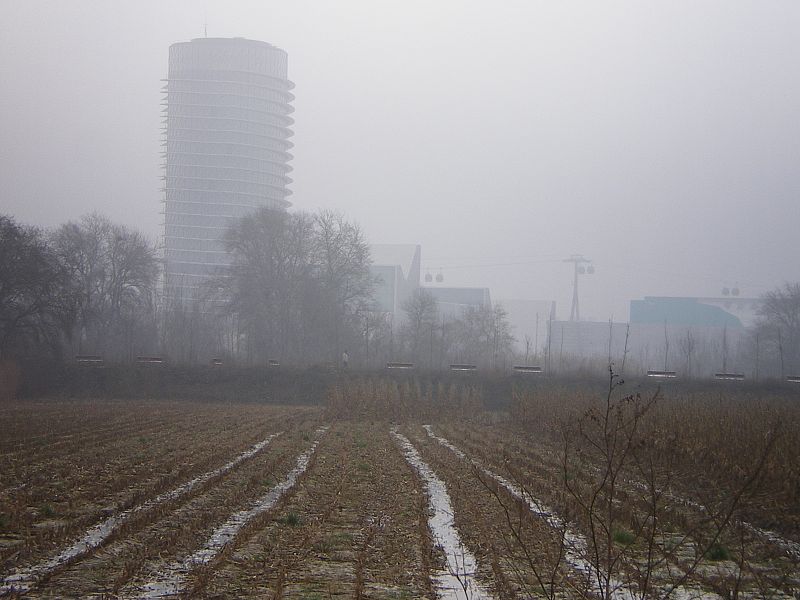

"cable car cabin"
[647,370,677,379]
[450,364,477,372]
[386,362,415,370]
[136,356,163,364]
[513,365,543,374]
[75,355,104,366]
[714,372,745,381]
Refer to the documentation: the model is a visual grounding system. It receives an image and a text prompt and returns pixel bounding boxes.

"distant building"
[629,296,762,328]
[424,286,491,319]
[369,244,421,318]
[368,246,497,327]
[685,296,762,328]
[544,296,763,376]
[162,37,294,303]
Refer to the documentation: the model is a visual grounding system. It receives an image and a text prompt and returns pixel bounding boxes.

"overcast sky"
[1,1,798,320]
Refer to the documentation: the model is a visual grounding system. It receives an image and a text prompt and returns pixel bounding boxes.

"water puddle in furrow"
[391,428,494,600]
[420,426,625,598]
[0,432,283,596]
[742,523,800,561]
[135,426,329,599]
[423,426,728,600]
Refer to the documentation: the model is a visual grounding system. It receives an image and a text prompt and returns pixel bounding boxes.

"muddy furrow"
[0,403,188,450]
[410,425,580,598]
[0,415,286,569]
[449,423,800,561]
[4,408,268,488]
[393,428,495,600]
[425,426,757,600]
[0,416,147,453]
[2,417,208,494]
[204,422,434,598]
[0,400,197,451]
[0,414,181,467]
[203,425,353,598]
[0,430,287,597]
[440,422,800,595]
[125,426,329,598]
[20,428,309,598]
[424,425,634,599]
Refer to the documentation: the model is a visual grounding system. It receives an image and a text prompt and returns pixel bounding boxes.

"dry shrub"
[509,384,596,441]
[325,376,484,421]
[505,376,794,598]
[640,392,799,513]
[509,383,800,529]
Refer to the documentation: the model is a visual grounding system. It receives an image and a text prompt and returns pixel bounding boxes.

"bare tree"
[451,303,514,369]
[754,282,800,377]
[51,213,158,360]
[159,287,229,364]
[400,289,439,366]
[678,327,696,378]
[221,208,315,362]
[0,215,73,359]
[311,210,375,361]
[218,208,374,364]
[359,307,392,367]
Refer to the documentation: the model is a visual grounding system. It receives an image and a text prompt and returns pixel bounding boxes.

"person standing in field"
[342,350,349,369]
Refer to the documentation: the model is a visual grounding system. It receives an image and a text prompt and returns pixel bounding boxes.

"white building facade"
[163,37,294,302]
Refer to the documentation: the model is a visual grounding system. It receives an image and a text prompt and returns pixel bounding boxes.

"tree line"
[1,213,158,362]
[3,208,797,376]
[397,288,515,369]
[0,209,519,369]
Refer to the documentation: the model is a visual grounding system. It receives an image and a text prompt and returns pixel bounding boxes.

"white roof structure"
[370,244,420,280]
[368,244,421,316]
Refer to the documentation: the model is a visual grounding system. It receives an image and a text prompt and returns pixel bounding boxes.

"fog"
[2,1,799,321]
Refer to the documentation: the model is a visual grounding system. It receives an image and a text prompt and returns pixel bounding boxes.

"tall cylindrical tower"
[162,37,294,303]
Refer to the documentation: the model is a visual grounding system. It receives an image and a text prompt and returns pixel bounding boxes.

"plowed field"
[1,391,798,599]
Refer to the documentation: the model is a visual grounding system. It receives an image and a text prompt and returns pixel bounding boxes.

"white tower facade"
[163,37,294,302]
